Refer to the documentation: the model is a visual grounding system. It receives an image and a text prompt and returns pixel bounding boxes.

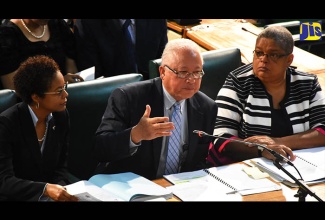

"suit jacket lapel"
[41,117,59,164]
[151,79,165,169]
[185,97,205,163]
[19,103,42,164]
[102,19,124,41]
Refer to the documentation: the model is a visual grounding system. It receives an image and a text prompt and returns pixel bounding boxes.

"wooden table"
[167,20,201,38]
[183,19,325,76]
[153,174,325,202]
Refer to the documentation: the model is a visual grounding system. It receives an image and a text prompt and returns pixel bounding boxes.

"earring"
[36,102,39,109]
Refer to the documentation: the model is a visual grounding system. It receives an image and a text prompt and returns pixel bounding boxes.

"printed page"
[65,180,122,201]
[250,147,325,185]
[164,169,240,200]
[206,163,282,195]
[89,172,173,201]
[164,169,211,185]
[292,146,325,171]
[164,164,281,197]
[167,181,242,201]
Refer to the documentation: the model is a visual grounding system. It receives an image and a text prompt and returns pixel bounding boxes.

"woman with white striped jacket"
[207,26,325,166]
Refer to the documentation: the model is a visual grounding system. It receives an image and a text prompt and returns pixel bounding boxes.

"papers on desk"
[247,147,325,187]
[66,172,173,201]
[167,181,242,201]
[164,163,281,201]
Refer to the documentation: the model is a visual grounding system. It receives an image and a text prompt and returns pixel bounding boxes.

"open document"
[247,146,325,187]
[65,172,173,201]
[164,163,281,201]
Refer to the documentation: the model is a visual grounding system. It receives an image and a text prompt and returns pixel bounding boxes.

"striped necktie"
[165,102,182,175]
[122,19,137,72]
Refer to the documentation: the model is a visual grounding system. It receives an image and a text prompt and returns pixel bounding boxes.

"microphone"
[193,130,293,166]
[193,130,211,138]
[241,27,258,36]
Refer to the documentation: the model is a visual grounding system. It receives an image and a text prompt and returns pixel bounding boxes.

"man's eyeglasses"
[253,50,290,62]
[164,65,204,79]
[44,83,68,96]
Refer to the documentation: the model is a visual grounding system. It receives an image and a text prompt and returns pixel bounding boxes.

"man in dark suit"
[73,19,168,80]
[94,38,218,180]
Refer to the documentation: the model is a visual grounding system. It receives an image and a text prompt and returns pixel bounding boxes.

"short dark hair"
[256,26,294,55]
[13,55,61,104]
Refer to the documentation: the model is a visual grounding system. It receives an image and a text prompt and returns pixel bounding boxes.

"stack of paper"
[247,146,325,187]
[164,163,281,201]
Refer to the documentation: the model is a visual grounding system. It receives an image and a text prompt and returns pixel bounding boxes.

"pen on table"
[226,188,252,194]
[226,190,241,195]
[226,185,279,195]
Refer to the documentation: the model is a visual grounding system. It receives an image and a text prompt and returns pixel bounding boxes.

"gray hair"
[161,38,203,66]
[256,26,294,54]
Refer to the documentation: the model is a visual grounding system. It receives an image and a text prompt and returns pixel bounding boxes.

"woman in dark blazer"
[0,55,79,201]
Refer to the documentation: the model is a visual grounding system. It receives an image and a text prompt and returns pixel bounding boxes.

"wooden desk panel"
[167,20,199,38]
[185,19,325,76]
[167,21,185,33]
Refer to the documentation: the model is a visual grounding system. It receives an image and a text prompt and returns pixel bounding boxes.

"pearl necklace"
[38,124,48,142]
[20,19,46,39]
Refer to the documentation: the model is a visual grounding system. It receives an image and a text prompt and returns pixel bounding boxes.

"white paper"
[65,180,122,201]
[205,164,282,195]
[250,147,325,185]
[167,181,242,201]
[76,66,95,81]
[88,172,173,201]
[164,163,281,199]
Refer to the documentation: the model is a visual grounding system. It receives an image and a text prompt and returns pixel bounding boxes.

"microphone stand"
[193,130,324,202]
[272,158,323,202]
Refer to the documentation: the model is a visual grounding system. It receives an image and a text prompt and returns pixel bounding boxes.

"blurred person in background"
[74,19,168,80]
[0,19,83,90]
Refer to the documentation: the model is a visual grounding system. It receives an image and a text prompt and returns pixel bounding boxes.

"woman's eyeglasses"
[44,83,68,96]
[253,50,290,62]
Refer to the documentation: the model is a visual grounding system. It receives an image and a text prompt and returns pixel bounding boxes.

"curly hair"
[13,55,60,104]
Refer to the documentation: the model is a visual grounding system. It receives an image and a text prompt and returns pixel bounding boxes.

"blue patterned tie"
[122,19,137,72]
[165,102,182,175]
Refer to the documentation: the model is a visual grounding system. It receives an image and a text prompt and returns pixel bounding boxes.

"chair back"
[0,89,18,114]
[149,48,242,100]
[66,73,143,179]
